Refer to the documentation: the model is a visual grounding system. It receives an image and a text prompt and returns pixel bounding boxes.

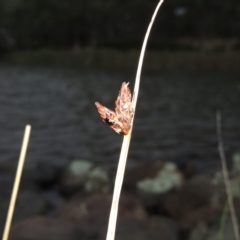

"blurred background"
[0,0,240,240]
[1,0,240,52]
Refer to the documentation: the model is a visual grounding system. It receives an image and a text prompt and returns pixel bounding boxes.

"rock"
[118,194,148,220]
[202,219,236,240]
[113,216,178,240]
[9,216,97,240]
[161,176,217,219]
[179,205,221,232]
[136,162,184,206]
[143,217,177,240]
[41,190,65,217]
[0,173,40,233]
[0,159,60,186]
[13,190,47,222]
[84,167,109,193]
[60,160,110,195]
[137,162,183,194]
[123,161,165,191]
[61,160,93,186]
[178,160,197,179]
[58,193,148,230]
[23,160,63,187]
[188,222,208,240]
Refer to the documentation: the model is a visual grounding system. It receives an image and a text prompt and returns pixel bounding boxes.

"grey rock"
[9,216,97,240]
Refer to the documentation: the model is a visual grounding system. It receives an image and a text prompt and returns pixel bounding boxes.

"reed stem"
[106,1,164,240]
[216,112,239,240]
[2,125,31,240]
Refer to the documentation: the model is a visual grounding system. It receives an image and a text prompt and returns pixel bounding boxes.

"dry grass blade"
[106,1,164,240]
[2,125,31,240]
[216,112,240,240]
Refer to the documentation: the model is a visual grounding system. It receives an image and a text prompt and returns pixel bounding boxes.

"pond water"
[0,65,239,173]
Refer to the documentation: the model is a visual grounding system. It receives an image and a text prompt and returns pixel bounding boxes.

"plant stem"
[2,125,31,240]
[106,1,164,240]
[216,112,239,240]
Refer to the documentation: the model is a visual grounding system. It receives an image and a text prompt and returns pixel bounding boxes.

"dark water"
[0,65,239,173]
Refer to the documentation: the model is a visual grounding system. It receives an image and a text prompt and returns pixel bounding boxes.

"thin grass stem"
[2,125,31,240]
[216,112,240,240]
[106,1,164,240]
[218,201,229,240]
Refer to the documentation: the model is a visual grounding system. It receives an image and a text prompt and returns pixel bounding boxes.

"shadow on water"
[0,65,239,173]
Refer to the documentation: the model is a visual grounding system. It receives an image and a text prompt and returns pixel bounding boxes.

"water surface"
[0,66,239,173]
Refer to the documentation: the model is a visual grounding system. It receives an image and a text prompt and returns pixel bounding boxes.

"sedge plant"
[105,1,164,240]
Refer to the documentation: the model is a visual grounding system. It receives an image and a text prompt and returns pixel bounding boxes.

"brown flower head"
[95,82,134,135]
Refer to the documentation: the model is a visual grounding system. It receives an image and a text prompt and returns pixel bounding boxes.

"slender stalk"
[131,0,164,110]
[218,201,229,240]
[2,125,31,240]
[106,1,164,240]
[216,112,239,240]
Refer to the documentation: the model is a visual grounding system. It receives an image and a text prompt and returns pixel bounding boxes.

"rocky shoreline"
[1,154,240,240]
